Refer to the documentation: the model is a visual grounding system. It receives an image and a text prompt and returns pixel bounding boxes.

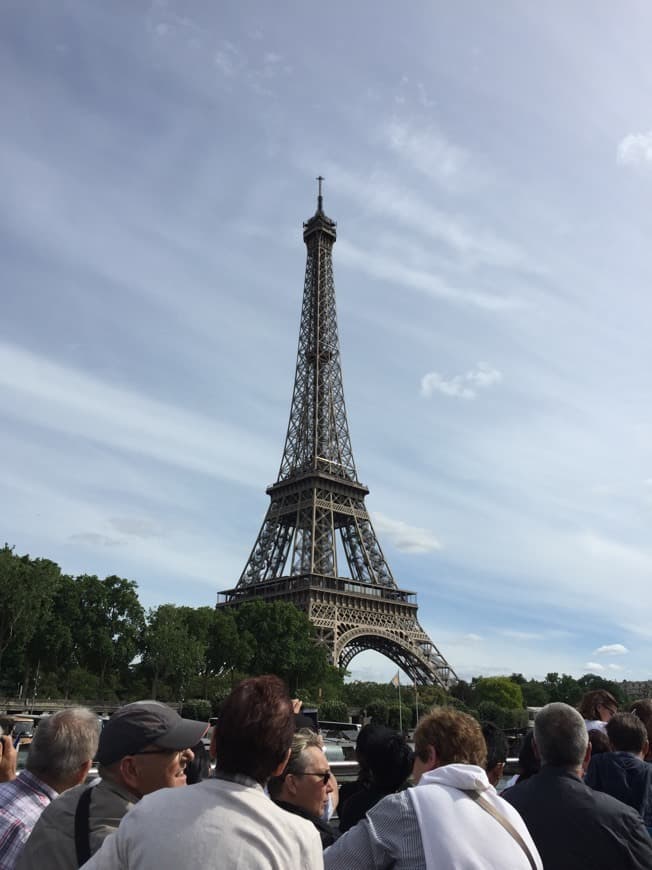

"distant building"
[620,680,652,700]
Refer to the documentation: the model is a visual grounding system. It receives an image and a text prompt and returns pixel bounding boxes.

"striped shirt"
[324,790,426,869]
[0,771,58,870]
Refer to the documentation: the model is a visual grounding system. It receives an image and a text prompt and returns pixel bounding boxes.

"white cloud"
[617,131,652,166]
[464,633,483,642]
[593,643,628,656]
[585,661,605,671]
[607,663,623,671]
[420,362,503,400]
[371,512,441,553]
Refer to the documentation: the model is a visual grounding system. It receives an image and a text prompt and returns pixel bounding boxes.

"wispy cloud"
[593,643,628,656]
[338,239,519,311]
[109,517,163,539]
[371,512,441,553]
[420,362,502,399]
[382,119,470,187]
[500,630,544,641]
[69,532,122,548]
[464,633,483,642]
[321,163,529,271]
[0,342,274,488]
[617,131,652,166]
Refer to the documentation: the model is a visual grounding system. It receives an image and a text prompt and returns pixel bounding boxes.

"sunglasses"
[291,770,331,785]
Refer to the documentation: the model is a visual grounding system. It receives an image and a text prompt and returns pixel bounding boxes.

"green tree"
[235,601,329,692]
[207,608,252,682]
[474,677,524,709]
[143,604,204,700]
[75,575,145,697]
[577,674,626,706]
[319,700,349,722]
[0,546,59,677]
[543,673,581,705]
[450,679,475,708]
[521,680,549,708]
[366,699,389,725]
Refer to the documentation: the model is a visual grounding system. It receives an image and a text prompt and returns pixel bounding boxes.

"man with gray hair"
[16,701,206,870]
[0,708,99,870]
[503,702,652,869]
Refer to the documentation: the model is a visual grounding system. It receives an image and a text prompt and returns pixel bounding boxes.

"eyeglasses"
[291,771,331,785]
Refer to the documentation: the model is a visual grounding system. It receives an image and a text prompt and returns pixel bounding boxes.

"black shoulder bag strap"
[461,789,538,870]
[74,785,94,868]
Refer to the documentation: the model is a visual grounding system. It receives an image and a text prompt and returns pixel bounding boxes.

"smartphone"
[13,734,22,749]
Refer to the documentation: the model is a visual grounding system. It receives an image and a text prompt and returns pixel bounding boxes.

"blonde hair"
[414,708,486,768]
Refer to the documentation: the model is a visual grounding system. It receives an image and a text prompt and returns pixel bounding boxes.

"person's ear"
[75,759,92,785]
[425,745,438,771]
[642,739,650,760]
[532,739,541,762]
[284,773,299,797]
[582,741,592,771]
[118,756,141,792]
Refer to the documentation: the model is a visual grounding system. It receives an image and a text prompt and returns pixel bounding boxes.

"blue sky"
[2,2,652,684]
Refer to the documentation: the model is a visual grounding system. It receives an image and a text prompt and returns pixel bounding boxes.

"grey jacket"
[16,778,137,870]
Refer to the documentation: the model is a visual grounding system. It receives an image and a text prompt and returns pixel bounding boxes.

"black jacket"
[273,800,339,849]
[585,751,652,826]
[503,765,652,870]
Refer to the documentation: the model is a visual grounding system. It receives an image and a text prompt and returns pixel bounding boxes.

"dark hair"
[630,699,652,745]
[481,722,508,771]
[214,675,294,784]
[577,690,618,721]
[587,728,610,755]
[606,713,648,754]
[186,740,211,785]
[517,730,539,780]
[415,708,486,768]
[366,729,413,794]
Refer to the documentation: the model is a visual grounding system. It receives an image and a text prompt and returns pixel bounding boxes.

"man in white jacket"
[82,676,323,870]
[324,707,541,870]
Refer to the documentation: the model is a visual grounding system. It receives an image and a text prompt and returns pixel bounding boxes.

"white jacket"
[411,764,542,870]
[81,775,323,870]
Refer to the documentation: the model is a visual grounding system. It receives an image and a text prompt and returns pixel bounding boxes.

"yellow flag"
[390,672,400,688]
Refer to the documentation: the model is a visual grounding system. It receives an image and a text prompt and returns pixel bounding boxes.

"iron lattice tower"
[219,182,456,688]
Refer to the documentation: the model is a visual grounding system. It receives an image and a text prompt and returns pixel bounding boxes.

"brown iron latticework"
[219,182,456,688]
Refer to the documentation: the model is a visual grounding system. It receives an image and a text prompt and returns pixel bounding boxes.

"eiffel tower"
[219,180,456,688]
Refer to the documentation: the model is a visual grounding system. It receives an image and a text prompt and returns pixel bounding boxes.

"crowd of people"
[1,679,652,868]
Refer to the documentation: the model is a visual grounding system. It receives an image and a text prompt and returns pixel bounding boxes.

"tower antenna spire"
[316,175,324,212]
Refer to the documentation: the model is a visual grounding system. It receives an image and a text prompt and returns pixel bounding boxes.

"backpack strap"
[74,785,94,867]
[461,789,538,870]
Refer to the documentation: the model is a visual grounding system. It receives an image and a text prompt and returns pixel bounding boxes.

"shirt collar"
[214,769,262,790]
[19,769,59,802]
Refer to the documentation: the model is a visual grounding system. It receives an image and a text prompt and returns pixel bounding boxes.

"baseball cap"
[97,701,208,766]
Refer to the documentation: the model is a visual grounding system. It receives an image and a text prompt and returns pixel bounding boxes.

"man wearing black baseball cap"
[16,702,208,870]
